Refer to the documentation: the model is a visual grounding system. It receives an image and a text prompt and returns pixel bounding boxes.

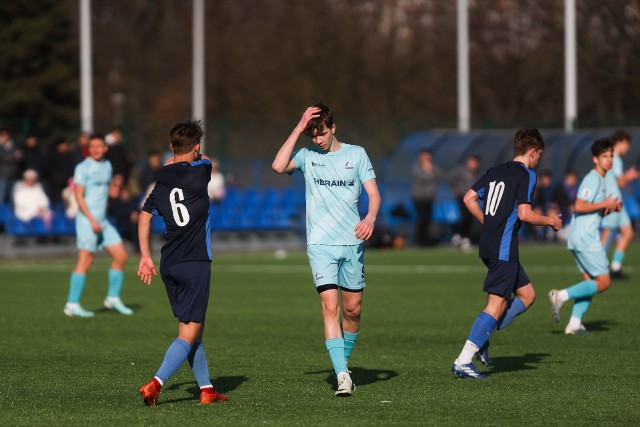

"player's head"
[169,120,203,155]
[514,128,544,168]
[303,103,334,137]
[591,138,614,172]
[611,129,631,155]
[88,133,108,160]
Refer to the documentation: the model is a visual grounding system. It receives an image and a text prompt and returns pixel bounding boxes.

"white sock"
[611,261,622,272]
[567,316,581,331]
[107,296,121,303]
[154,376,164,386]
[65,302,79,309]
[457,340,479,365]
[558,290,569,303]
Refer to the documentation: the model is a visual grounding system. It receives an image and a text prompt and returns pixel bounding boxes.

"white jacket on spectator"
[13,169,52,223]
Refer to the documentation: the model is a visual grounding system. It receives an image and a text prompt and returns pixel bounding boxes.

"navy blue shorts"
[160,261,211,323]
[482,258,531,298]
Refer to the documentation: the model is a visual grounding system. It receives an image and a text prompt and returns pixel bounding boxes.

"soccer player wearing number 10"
[451,129,563,379]
[137,120,227,406]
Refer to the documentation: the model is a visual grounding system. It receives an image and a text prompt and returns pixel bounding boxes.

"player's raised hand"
[295,107,321,133]
[604,194,621,212]
[355,217,375,241]
[137,256,157,286]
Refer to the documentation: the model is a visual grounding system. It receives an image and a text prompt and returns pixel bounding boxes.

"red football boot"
[199,387,228,404]
[139,378,162,406]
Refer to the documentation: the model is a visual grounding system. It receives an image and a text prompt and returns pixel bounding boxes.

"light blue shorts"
[307,244,366,291]
[601,206,631,229]
[571,248,609,278]
[76,215,122,252]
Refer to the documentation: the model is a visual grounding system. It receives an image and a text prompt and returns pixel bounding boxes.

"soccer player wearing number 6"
[272,103,381,396]
[137,120,227,406]
[549,139,621,335]
[451,129,562,379]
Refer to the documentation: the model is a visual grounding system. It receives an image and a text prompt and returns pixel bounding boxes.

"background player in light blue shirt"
[600,130,639,279]
[549,138,622,334]
[63,134,132,317]
[272,103,381,397]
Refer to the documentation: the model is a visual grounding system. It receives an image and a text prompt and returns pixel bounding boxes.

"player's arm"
[355,178,381,240]
[617,166,639,189]
[272,106,320,174]
[463,188,484,224]
[137,210,157,286]
[574,194,621,215]
[73,183,101,233]
[518,203,562,231]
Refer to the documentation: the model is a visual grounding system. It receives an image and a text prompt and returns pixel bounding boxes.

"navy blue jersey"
[142,159,212,271]
[472,161,536,262]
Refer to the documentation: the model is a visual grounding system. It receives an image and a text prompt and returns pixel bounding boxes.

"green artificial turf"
[1,244,639,425]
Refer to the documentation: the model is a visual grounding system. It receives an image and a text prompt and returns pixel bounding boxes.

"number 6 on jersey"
[170,188,190,226]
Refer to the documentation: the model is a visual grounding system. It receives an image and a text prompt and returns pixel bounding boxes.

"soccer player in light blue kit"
[549,138,622,334]
[600,130,639,279]
[272,103,381,396]
[63,133,132,317]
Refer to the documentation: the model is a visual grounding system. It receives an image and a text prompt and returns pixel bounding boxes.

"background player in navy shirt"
[451,128,562,379]
[137,120,228,405]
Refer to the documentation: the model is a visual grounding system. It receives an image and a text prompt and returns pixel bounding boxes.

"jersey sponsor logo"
[345,161,354,169]
[313,178,355,187]
[315,272,324,281]
[311,161,326,167]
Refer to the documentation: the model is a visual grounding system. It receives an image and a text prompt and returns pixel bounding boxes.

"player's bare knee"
[342,304,361,321]
[596,276,611,292]
[321,303,340,320]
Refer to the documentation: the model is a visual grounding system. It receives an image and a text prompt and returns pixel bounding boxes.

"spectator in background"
[20,134,44,177]
[12,169,52,229]
[109,176,140,251]
[0,129,22,203]
[207,157,226,202]
[61,178,79,218]
[45,137,76,206]
[105,126,134,183]
[551,170,578,242]
[72,131,91,163]
[533,170,554,214]
[411,148,443,247]
[448,155,480,248]
[137,149,162,195]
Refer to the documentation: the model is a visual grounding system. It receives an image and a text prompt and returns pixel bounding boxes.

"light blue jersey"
[292,143,376,245]
[604,153,623,199]
[567,169,606,251]
[73,157,112,221]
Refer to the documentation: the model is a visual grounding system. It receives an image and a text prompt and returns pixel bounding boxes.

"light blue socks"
[107,269,124,298]
[567,280,598,299]
[187,342,212,388]
[325,338,347,375]
[343,330,359,362]
[67,272,86,303]
[496,297,526,330]
[468,312,497,349]
[155,338,191,384]
[571,296,593,320]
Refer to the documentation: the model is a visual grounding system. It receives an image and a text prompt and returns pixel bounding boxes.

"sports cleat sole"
[548,290,562,323]
[451,361,488,379]
[475,342,491,367]
[140,380,161,406]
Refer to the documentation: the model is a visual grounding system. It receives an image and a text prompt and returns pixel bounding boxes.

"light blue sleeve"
[73,162,87,187]
[612,155,623,177]
[357,147,376,184]
[577,173,598,203]
[291,148,307,174]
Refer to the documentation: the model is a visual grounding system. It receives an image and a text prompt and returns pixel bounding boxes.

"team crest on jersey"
[581,188,592,199]
[312,161,325,167]
[314,272,324,281]
[345,162,354,169]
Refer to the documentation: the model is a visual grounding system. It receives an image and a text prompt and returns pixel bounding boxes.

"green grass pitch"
[1,243,639,425]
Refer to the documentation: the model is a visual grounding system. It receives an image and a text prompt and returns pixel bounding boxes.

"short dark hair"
[89,132,105,141]
[611,129,631,144]
[170,120,203,154]
[303,102,334,137]
[513,128,544,156]
[591,138,613,157]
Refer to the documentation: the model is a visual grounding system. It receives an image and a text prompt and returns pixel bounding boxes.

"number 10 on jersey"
[485,181,505,216]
